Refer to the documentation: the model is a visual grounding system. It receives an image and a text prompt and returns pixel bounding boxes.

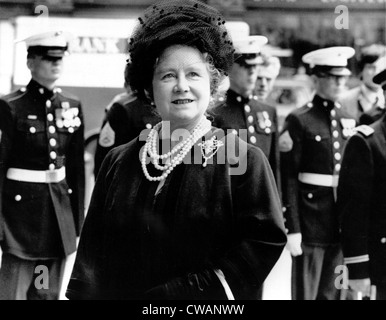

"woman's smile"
[171,99,194,105]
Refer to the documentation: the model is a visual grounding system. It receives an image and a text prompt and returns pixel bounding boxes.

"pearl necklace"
[141,117,210,181]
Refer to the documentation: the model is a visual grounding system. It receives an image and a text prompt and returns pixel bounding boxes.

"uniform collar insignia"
[228,90,249,104]
[315,95,334,110]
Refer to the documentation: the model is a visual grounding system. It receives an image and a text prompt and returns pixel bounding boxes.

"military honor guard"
[210,35,281,185]
[339,44,386,125]
[337,67,386,300]
[280,46,356,300]
[0,31,85,300]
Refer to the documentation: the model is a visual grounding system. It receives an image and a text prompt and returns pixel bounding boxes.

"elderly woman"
[66,0,286,300]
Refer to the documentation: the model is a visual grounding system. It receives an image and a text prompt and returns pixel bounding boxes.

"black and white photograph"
[0,0,385,308]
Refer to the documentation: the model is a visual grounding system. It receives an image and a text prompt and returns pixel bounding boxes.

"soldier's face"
[229,63,258,97]
[315,74,348,101]
[28,55,63,84]
[255,74,276,101]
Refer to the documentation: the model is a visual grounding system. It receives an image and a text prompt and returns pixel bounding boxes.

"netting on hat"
[127,0,234,102]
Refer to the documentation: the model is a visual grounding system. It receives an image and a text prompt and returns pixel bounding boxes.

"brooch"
[198,136,224,167]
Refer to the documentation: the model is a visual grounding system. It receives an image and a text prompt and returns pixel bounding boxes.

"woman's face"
[152,45,211,129]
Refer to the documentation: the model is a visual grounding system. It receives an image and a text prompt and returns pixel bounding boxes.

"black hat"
[128,0,235,102]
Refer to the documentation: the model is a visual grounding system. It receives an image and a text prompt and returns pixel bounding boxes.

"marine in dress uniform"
[337,68,386,300]
[94,92,160,178]
[0,31,85,300]
[280,47,356,300]
[339,45,386,125]
[211,36,281,185]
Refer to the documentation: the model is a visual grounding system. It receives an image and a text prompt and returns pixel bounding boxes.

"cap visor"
[327,68,351,76]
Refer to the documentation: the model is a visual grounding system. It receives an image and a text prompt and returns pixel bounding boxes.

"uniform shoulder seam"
[3,90,27,103]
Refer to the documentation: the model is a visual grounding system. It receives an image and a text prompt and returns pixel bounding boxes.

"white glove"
[286,233,303,257]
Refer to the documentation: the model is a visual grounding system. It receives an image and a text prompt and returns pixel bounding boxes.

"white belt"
[298,172,339,187]
[6,167,65,183]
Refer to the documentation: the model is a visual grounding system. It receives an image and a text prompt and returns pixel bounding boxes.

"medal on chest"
[340,118,356,138]
[257,111,272,134]
[55,102,81,130]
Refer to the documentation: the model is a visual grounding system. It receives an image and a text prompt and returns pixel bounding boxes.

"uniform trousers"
[376,285,386,300]
[292,243,343,300]
[0,253,65,300]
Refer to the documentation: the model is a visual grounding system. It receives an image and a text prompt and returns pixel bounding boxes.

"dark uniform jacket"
[210,89,280,187]
[94,93,160,177]
[281,95,356,245]
[337,115,386,285]
[0,79,85,259]
[66,129,287,300]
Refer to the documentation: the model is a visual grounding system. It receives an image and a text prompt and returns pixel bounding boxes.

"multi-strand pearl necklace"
[141,117,211,181]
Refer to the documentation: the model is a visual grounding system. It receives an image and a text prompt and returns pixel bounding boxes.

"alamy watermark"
[334,264,349,289]
[138,125,249,176]
[34,265,49,290]
[335,5,349,29]
[35,5,49,17]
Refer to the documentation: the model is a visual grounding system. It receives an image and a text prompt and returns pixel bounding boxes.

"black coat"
[94,94,160,177]
[0,79,85,258]
[337,115,386,285]
[281,95,356,244]
[66,128,287,300]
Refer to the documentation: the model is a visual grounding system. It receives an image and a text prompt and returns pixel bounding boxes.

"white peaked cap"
[233,35,268,55]
[302,46,355,68]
